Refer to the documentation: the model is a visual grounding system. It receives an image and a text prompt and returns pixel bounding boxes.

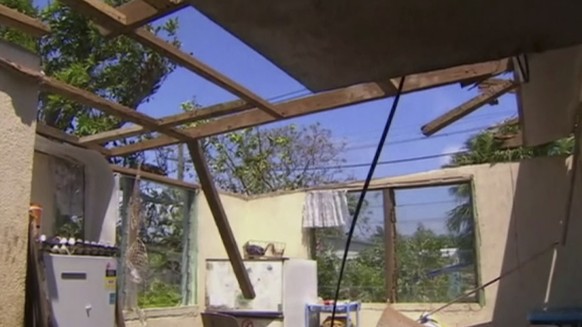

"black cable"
[329,76,407,325]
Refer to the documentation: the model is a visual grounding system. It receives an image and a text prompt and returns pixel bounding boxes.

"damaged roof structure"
[2,0,581,303]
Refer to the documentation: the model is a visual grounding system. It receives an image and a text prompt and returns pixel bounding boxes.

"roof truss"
[0,3,513,302]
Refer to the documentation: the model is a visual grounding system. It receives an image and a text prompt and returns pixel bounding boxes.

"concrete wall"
[516,45,582,146]
[0,40,40,326]
[345,156,581,327]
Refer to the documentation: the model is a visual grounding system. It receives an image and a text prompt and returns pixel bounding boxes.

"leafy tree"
[446,118,574,168]
[0,0,179,160]
[1,0,185,308]
[176,101,350,196]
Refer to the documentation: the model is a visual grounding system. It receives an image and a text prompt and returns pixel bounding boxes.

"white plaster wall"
[0,40,40,326]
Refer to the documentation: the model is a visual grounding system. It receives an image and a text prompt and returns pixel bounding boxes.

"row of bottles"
[38,235,119,257]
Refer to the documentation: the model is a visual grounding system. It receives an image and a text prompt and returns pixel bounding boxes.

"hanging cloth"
[302,190,349,228]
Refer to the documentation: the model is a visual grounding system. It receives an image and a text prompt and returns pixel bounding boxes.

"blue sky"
[34,2,517,237]
[145,8,517,237]
[141,8,518,180]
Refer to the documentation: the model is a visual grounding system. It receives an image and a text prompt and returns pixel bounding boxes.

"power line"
[345,125,490,151]
[302,151,467,171]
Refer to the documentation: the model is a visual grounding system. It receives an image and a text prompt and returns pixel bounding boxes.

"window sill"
[124,305,199,320]
[360,302,483,313]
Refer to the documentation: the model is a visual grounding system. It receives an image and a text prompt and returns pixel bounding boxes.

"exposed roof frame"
[79,100,251,145]
[59,0,283,119]
[0,4,513,301]
[36,123,111,155]
[108,58,512,156]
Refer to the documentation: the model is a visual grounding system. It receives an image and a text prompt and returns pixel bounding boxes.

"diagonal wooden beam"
[100,0,187,38]
[421,80,518,136]
[108,59,512,156]
[0,4,50,38]
[186,140,255,299]
[59,0,283,119]
[79,100,251,145]
[0,55,194,142]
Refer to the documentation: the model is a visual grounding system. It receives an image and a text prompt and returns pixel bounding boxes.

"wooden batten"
[0,4,50,38]
[110,165,199,191]
[109,59,512,156]
[79,100,251,145]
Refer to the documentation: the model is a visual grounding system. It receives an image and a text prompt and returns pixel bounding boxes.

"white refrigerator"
[205,258,318,327]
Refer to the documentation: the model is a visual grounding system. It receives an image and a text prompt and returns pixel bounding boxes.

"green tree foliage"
[0,0,179,147]
[181,100,350,195]
[0,0,184,308]
[446,119,574,167]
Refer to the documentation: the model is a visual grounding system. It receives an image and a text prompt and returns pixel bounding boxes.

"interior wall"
[136,155,582,327]
[517,45,582,146]
[0,40,40,326]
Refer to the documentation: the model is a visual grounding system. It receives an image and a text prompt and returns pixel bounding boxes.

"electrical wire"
[329,76,407,325]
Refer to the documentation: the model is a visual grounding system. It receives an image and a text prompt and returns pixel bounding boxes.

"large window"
[315,182,479,303]
[118,175,196,309]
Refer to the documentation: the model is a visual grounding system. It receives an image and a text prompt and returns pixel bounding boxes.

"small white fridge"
[205,258,318,327]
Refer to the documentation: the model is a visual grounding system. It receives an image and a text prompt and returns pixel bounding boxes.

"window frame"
[321,177,483,305]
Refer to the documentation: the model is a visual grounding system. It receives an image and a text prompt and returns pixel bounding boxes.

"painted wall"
[347,156,582,327]
[128,155,582,327]
[195,191,310,306]
[0,40,40,326]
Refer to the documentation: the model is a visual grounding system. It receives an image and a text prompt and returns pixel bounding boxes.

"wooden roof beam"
[421,80,518,136]
[108,58,512,156]
[59,0,283,119]
[100,0,187,38]
[110,165,199,191]
[0,4,50,38]
[36,123,111,155]
[79,100,251,145]
[187,140,255,299]
[0,56,195,142]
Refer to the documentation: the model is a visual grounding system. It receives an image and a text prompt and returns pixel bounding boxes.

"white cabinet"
[205,258,317,327]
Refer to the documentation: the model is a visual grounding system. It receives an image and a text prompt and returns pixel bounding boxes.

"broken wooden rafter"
[0,4,50,38]
[59,0,283,119]
[421,80,518,136]
[109,58,512,156]
[187,140,256,299]
[477,78,518,94]
[79,100,251,145]
[36,123,111,155]
[100,0,187,38]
